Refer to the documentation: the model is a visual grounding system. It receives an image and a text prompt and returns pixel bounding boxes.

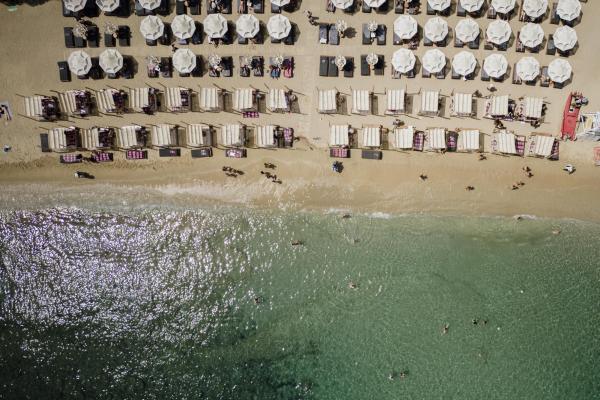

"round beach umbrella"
[548,59,572,83]
[63,0,86,12]
[208,54,222,67]
[171,15,196,40]
[486,20,512,45]
[139,0,161,11]
[428,0,451,11]
[335,55,347,69]
[68,50,92,75]
[366,53,379,66]
[483,53,508,78]
[422,49,446,73]
[522,0,548,18]
[203,14,228,39]
[460,0,484,12]
[99,49,123,74]
[554,25,578,51]
[364,0,386,7]
[455,19,480,43]
[557,0,581,22]
[140,16,164,40]
[393,15,418,40]
[392,49,416,73]
[173,49,197,74]
[491,0,515,13]
[452,51,477,76]
[96,0,119,12]
[424,17,448,43]
[332,0,354,9]
[236,14,260,38]
[368,21,378,32]
[519,23,544,48]
[516,56,540,81]
[270,0,290,6]
[267,14,291,40]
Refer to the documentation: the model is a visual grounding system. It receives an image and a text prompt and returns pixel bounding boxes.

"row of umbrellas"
[65,0,292,12]
[140,14,291,40]
[385,48,572,83]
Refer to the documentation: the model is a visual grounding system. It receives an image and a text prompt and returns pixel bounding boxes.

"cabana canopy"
[173,49,197,74]
[522,0,548,18]
[267,88,288,111]
[517,57,540,81]
[256,125,277,148]
[460,0,484,12]
[165,87,190,112]
[483,53,508,79]
[68,50,92,76]
[236,14,260,38]
[493,131,517,154]
[392,49,416,73]
[455,19,480,43]
[529,135,555,157]
[487,95,510,116]
[351,89,371,114]
[199,87,220,111]
[486,20,512,45]
[48,127,76,152]
[129,88,152,112]
[139,0,160,10]
[522,97,544,120]
[140,16,164,40]
[424,17,448,43]
[23,96,47,119]
[420,90,440,115]
[548,59,572,83]
[391,126,415,149]
[117,125,142,149]
[99,49,123,74]
[186,124,211,147]
[171,15,196,40]
[219,124,245,147]
[81,128,101,150]
[451,92,473,116]
[427,0,451,11]
[394,15,418,40]
[330,125,349,147]
[426,128,446,150]
[553,26,577,51]
[557,0,581,22]
[58,90,88,116]
[457,129,480,151]
[318,89,338,113]
[203,14,228,39]
[151,124,178,147]
[267,15,291,40]
[386,89,406,114]
[422,49,446,73]
[491,0,516,13]
[232,88,255,112]
[362,126,381,148]
[519,23,544,49]
[95,89,119,114]
[452,51,477,76]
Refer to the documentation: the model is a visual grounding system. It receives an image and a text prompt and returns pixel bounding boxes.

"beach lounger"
[58,61,71,82]
[126,150,148,160]
[328,57,339,77]
[435,65,446,79]
[119,57,133,79]
[62,0,75,17]
[546,34,556,55]
[512,65,522,84]
[192,56,203,77]
[283,56,294,78]
[64,27,75,48]
[516,35,525,52]
[40,133,50,152]
[118,26,130,46]
[497,42,507,51]
[361,55,369,76]
[424,37,433,46]
[362,150,382,160]
[87,26,99,47]
[221,0,232,13]
[146,37,158,46]
[319,24,329,44]
[362,1,371,12]
[481,67,490,81]
[176,0,185,14]
[60,154,83,164]
[452,68,460,79]
[189,0,200,14]
[253,0,264,13]
[344,57,354,77]
[222,56,233,77]
[550,2,559,24]
[330,147,350,158]
[362,24,371,45]
[406,67,415,78]
[376,25,386,45]
[159,24,171,45]
[394,32,402,45]
[91,152,114,162]
[271,2,280,12]
[74,34,86,48]
[319,56,329,77]
[374,56,384,76]
[252,56,263,76]
[426,1,434,14]
[159,148,181,157]
[395,0,404,13]
[454,36,464,48]
[468,35,480,50]
[422,67,432,78]
[329,25,340,45]
[134,0,146,16]
[191,148,213,158]
[540,66,550,87]
[104,32,116,47]
[484,39,493,50]
[413,131,424,151]
[457,1,466,16]
[90,57,103,79]
[283,27,294,45]
[191,23,202,44]
[487,6,496,18]
[226,148,247,158]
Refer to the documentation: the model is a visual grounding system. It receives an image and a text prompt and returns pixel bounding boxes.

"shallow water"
[0,201,599,399]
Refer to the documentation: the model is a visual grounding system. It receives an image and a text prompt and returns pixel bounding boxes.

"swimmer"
[291,240,303,246]
[348,282,357,289]
[442,323,449,335]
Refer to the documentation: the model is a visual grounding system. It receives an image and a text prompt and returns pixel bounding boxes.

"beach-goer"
[479,154,487,161]
[511,184,519,190]
[472,318,478,325]
[563,164,575,174]
[291,240,303,246]
[442,324,449,334]
[487,83,496,92]
[523,166,531,173]
[465,185,475,191]
[348,282,357,289]
[419,174,428,181]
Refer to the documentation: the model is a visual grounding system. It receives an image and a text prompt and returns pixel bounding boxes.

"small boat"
[561,92,583,141]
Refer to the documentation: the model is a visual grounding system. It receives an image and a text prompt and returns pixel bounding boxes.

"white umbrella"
[517,56,540,81]
[63,0,86,12]
[368,21,378,32]
[460,0,484,12]
[96,0,119,12]
[486,20,512,45]
[557,0,581,21]
[491,0,515,13]
[332,0,353,9]
[519,23,544,48]
[236,14,260,38]
[335,55,347,69]
[428,0,451,11]
[267,15,291,40]
[140,16,164,40]
[422,49,446,73]
[68,50,92,75]
[393,15,418,40]
[270,0,290,6]
[366,53,379,66]
[204,14,228,39]
[99,49,123,74]
[171,15,195,40]
[452,51,477,76]
[554,25,578,51]
[139,0,161,10]
[548,59,572,83]
[208,54,222,67]
[364,0,386,7]
[483,53,508,78]
[273,54,284,66]
[522,0,548,18]
[392,49,416,73]
[455,19,480,43]
[173,49,197,74]
[424,17,448,43]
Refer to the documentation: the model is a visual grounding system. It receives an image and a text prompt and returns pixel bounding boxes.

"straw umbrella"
[460,0,484,13]
[452,51,477,77]
[63,0,86,12]
[424,17,449,43]
[332,0,353,9]
[208,54,222,68]
[516,57,540,81]
[96,0,119,12]
[139,0,161,11]
[267,15,291,40]
[204,14,228,39]
[236,14,260,39]
[171,15,196,40]
[486,20,512,45]
[99,49,123,74]
[335,55,347,69]
[557,0,581,22]
[553,25,578,51]
[392,49,416,73]
[364,0,386,7]
[68,50,92,76]
[393,15,418,40]
[140,16,164,41]
[427,0,451,11]
[173,49,197,74]
[455,19,480,43]
[491,0,515,13]
[548,59,572,83]
[422,49,446,73]
[519,23,544,49]
[105,22,118,37]
[366,53,379,67]
[483,54,508,79]
[73,21,88,39]
[336,20,348,37]
[522,0,548,19]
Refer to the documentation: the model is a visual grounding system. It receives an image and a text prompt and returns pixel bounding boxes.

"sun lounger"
[159,24,171,45]
[395,0,404,13]
[452,68,460,79]
[361,55,369,76]
[468,35,479,50]
[540,66,550,87]
[484,39,493,50]
[424,36,433,46]
[362,24,371,44]
[413,131,424,151]
[394,32,402,45]
[439,28,449,47]
[422,67,432,78]
[344,57,354,77]
[191,148,213,158]
[62,0,75,17]
[91,152,114,162]
[328,57,339,77]
[553,80,564,89]
[377,25,386,45]
[362,1,371,12]
[104,32,115,47]
[64,27,75,48]
[454,36,464,48]
[330,147,350,158]
[406,66,415,78]
[319,24,329,44]
[226,148,247,158]
[90,57,103,79]
[222,56,233,77]
[283,56,293,78]
[159,148,181,157]
[191,23,202,44]
[74,34,86,48]
[481,67,490,81]
[176,0,185,14]
[40,133,50,152]
[516,35,525,52]
[189,0,200,14]
[160,57,172,78]
[512,65,522,84]
[319,56,329,76]
[192,56,203,77]
[550,2,559,24]
[487,6,496,18]
[146,37,157,46]
[457,1,466,16]
[118,25,130,46]
[408,37,417,49]
[497,42,507,51]
[426,1,434,14]
[329,24,340,45]
[271,2,280,12]
[253,0,264,13]
[58,61,71,82]
[88,26,99,48]
[126,150,148,160]
[362,150,382,160]
[546,34,556,55]
[435,65,446,79]
[374,55,384,76]
[134,0,145,16]
[392,66,401,79]
[60,154,83,164]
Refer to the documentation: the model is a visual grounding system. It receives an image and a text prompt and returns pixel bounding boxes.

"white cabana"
[548,59,572,83]
[117,125,141,149]
[460,0,484,12]
[427,0,451,11]
[420,90,440,115]
[451,92,473,116]
[364,0,386,7]
[455,19,480,43]
[386,89,406,114]
[517,57,540,81]
[151,124,178,147]
[351,89,371,114]
[139,0,160,11]
[236,14,260,38]
[68,50,92,76]
[486,95,510,117]
[493,131,517,154]
[140,16,164,40]
[23,96,46,120]
[255,125,277,148]
[48,127,74,152]
[267,15,291,40]
[393,15,418,40]
[557,0,581,22]
[219,124,245,147]
[553,26,577,52]
[491,0,515,13]
[318,89,338,113]
[186,124,211,147]
[203,14,228,39]
[330,125,350,147]
[362,127,381,148]
[81,128,99,150]
[529,135,555,157]
[99,49,123,74]
[58,90,84,116]
[96,0,119,12]
[332,0,354,9]
[95,89,119,113]
[457,129,480,151]
[199,87,220,111]
[172,49,197,74]
[422,49,446,73]
[232,88,255,112]
[522,0,548,18]
[392,49,416,73]
[268,88,289,112]
[483,53,508,79]
[165,87,190,112]
[270,0,290,5]
[390,126,415,150]
[452,51,477,76]
[486,20,511,45]
[520,23,544,49]
[426,128,446,150]
[424,17,449,43]
[128,88,150,112]
[522,97,544,120]
[171,15,196,40]
[63,0,85,12]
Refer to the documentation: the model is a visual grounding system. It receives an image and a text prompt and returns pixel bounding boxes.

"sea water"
[0,196,599,399]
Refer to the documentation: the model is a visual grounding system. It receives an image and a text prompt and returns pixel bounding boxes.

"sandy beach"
[1,0,600,221]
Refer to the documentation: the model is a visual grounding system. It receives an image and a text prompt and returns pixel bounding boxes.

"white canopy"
[364,0,386,6]
[557,0,581,22]
[458,130,480,151]
[63,0,85,12]
[68,50,92,76]
[392,49,416,73]
[520,23,544,48]
[128,88,150,112]
[140,16,164,40]
[186,124,211,147]
[219,124,244,147]
[173,49,196,74]
[427,128,446,150]
[256,125,277,148]
[386,89,406,113]
[530,135,555,157]
[427,0,451,11]
[58,90,79,116]
[394,15,418,40]
[117,125,140,149]
[491,0,515,13]
[267,15,291,40]
[330,125,350,146]
[48,127,69,151]
[523,97,544,119]
[199,87,220,110]
[139,0,160,11]
[171,15,195,40]
[95,89,117,113]
[487,95,509,116]
[486,20,512,45]
[460,0,484,12]
[164,87,189,111]
[424,17,448,43]
[352,89,370,114]
[270,0,290,5]
[548,58,572,83]
[452,92,473,116]
[233,88,255,111]
[24,96,45,119]
[420,90,440,114]
[452,51,477,76]
[493,132,517,154]
[391,126,414,149]
[99,49,123,74]
[96,0,119,12]
[554,26,577,51]
[517,57,540,81]
[455,19,480,43]
[203,14,228,39]
[332,0,353,9]
[422,49,446,73]
[151,124,177,147]
[522,0,548,18]
[362,127,381,148]
[483,53,508,78]
[81,128,99,150]
[268,88,288,111]
[236,14,260,38]
[318,89,338,113]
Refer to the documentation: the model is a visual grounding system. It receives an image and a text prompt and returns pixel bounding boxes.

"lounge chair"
[550,2,559,24]
[427,1,435,14]
[553,80,564,89]
[253,0,264,13]
[516,35,525,52]
[62,0,75,17]
[283,56,294,78]
[497,41,508,51]
[457,1,466,16]
[320,56,329,77]
[90,57,103,79]
[452,68,460,79]
[435,65,446,79]
[283,26,294,45]
[161,57,172,78]
[484,39,493,50]
[361,55,369,76]
[546,34,556,55]
[191,148,213,158]
[481,67,490,81]
[424,36,433,46]
[88,26,99,47]
[189,0,200,14]
[374,56,384,76]
[540,66,550,87]
[392,66,401,79]
[454,35,464,48]
[362,24,371,45]
[394,32,402,45]
[176,0,185,14]
[271,2,280,12]
[192,56,203,77]
[319,23,329,44]
[134,0,146,16]
[58,61,71,82]
[156,0,170,14]
[422,67,432,78]
[160,24,171,45]
[252,56,263,76]
[238,33,248,44]
[146,38,157,46]
[328,57,339,77]
[439,27,449,47]
[40,133,50,152]
[121,57,134,79]
[343,1,355,13]
[376,25,386,45]
[118,25,130,46]
[395,0,404,13]
[222,56,233,77]
[487,6,496,19]
[344,57,354,78]
[191,23,202,44]
[512,65,522,84]
[64,27,75,48]
[362,1,372,12]
[104,32,116,47]
[468,35,480,49]
[329,24,340,45]
[74,34,86,48]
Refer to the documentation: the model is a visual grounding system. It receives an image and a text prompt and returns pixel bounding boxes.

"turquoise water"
[0,204,599,399]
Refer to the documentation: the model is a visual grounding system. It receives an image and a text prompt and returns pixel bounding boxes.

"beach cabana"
[390,126,415,150]
[68,50,92,77]
[255,125,277,148]
[330,125,350,147]
[351,89,371,115]
[267,88,289,112]
[486,20,511,46]
[528,134,558,158]
[491,131,520,155]
[450,92,474,117]
[424,17,448,43]
[128,87,158,114]
[95,89,125,114]
[267,15,291,41]
[203,14,228,39]
[553,26,577,52]
[219,124,246,147]
[519,96,544,122]
[484,95,510,119]
[483,54,508,80]
[386,89,406,115]
[522,0,548,19]
[186,124,212,148]
[58,90,92,117]
[232,88,256,112]
[23,95,59,121]
[199,87,221,112]
[236,14,260,39]
[519,23,544,49]
[516,57,540,82]
[491,0,516,14]
[425,128,446,151]
[171,15,196,40]
[393,15,418,41]
[452,51,477,78]
[48,127,80,152]
[140,16,164,41]
[455,19,480,44]
[151,124,179,148]
[457,129,480,152]
[548,59,572,84]
[117,125,147,149]
[460,0,484,13]
[164,87,191,112]
[362,126,381,148]
[419,90,440,116]
[557,0,581,23]
[318,89,338,114]
[81,127,115,150]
